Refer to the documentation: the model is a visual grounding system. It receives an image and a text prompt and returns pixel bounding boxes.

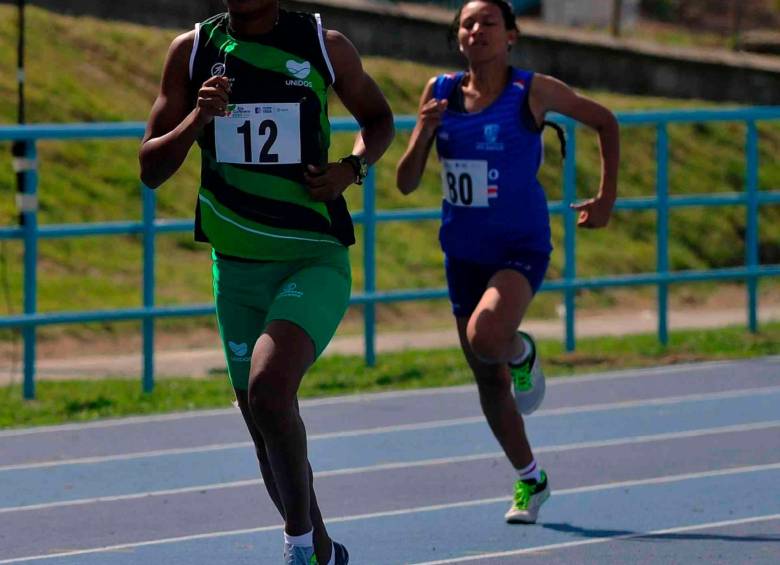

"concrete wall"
[516,27,780,105]
[542,0,640,29]
[5,0,780,104]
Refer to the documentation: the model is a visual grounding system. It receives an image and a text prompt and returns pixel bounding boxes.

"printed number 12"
[236,119,279,163]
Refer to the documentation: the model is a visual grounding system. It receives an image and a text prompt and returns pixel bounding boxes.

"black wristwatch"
[339,154,368,185]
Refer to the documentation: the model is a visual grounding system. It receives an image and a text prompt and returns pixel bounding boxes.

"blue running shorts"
[445,251,550,318]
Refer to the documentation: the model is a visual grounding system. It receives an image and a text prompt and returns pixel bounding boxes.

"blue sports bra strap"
[510,68,533,104]
[433,72,463,101]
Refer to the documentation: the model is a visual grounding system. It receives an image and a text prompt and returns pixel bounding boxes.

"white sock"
[516,459,541,482]
[284,529,313,547]
[509,334,533,366]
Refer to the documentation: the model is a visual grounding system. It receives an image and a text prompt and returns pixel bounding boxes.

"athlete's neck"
[228,4,279,37]
[464,60,510,98]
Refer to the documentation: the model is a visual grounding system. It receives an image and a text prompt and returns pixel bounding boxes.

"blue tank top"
[434,68,552,262]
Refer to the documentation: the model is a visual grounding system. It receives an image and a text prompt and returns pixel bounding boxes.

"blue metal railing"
[1,107,779,399]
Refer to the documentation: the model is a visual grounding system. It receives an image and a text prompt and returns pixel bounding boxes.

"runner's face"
[457,1,515,64]
[223,0,274,15]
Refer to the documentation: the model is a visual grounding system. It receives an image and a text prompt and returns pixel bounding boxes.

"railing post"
[745,121,759,333]
[142,184,156,392]
[363,167,376,367]
[656,123,670,346]
[18,141,38,400]
[563,122,577,352]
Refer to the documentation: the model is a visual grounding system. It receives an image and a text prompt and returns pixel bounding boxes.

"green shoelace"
[513,480,533,509]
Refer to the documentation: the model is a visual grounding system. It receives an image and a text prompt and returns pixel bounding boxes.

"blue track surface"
[1,357,778,564]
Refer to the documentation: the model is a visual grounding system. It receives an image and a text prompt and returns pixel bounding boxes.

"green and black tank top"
[189,10,355,261]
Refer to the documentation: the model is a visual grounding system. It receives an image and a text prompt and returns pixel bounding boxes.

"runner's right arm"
[396,77,448,195]
[139,32,230,189]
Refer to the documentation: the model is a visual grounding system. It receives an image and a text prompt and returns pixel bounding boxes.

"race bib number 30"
[215,103,301,165]
[441,159,489,207]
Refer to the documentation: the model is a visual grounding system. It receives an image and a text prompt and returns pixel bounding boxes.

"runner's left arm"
[304,30,395,202]
[530,74,620,228]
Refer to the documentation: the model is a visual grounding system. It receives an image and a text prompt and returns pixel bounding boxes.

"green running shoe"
[509,331,546,415]
[504,470,550,524]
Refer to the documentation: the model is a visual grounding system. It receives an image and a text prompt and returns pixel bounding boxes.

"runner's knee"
[467,316,510,362]
[247,370,297,431]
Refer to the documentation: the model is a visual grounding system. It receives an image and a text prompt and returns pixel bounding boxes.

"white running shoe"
[509,331,546,415]
[284,543,316,565]
[505,470,551,524]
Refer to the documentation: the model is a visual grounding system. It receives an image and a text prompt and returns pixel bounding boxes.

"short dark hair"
[448,0,519,48]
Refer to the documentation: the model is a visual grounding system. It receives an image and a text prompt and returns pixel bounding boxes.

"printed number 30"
[236,119,279,163]
[446,172,473,205]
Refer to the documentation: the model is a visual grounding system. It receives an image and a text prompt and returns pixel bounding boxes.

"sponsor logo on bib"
[224,104,249,118]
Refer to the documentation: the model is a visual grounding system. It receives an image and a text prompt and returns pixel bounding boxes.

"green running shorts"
[212,247,351,390]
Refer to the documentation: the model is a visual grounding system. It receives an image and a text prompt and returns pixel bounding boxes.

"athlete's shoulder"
[526,73,569,103]
[166,29,198,69]
[172,29,197,47]
[431,71,464,100]
[436,71,466,86]
[438,71,465,81]
[322,29,357,67]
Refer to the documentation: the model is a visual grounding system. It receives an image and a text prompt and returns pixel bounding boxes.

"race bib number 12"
[215,103,301,165]
[441,159,489,207]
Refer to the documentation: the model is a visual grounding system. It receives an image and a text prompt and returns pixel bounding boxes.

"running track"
[1,357,779,564]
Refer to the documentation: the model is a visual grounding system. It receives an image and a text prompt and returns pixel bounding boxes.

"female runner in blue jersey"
[397,0,619,523]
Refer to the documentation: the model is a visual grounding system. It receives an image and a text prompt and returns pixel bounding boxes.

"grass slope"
[0,6,778,343]
[2,321,778,428]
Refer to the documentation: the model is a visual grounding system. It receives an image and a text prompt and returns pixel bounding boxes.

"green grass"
[2,322,778,429]
[0,6,778,341]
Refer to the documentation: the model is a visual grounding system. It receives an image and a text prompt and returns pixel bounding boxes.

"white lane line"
[0,441,254,472]
[0,407,238,438]
[2,419,778,515]
[3,385,780,473]
[411,513,780,564]
[536,384,780,417]
[0,386,479,439]
[3,356,776,438]
[2,461,779,564]
[0,416,483,473]
[545,357,753,385]
[534,419,780,455]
